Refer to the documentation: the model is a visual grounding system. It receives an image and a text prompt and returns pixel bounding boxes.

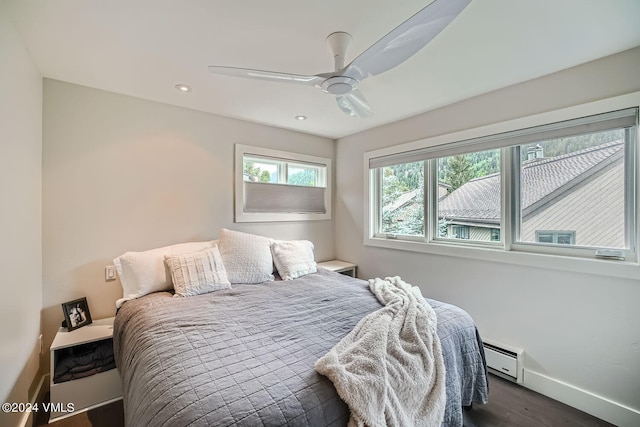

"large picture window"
[365,97,639,275]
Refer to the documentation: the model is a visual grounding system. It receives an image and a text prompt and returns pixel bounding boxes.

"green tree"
[243,161,271,182]
[288,169,316,186]
[381,162,424,235]
[259,170,270,182]
[447,155,474,190]
[382,162,423,203]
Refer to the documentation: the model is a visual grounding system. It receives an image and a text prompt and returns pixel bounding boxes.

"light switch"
[105,265,116,281]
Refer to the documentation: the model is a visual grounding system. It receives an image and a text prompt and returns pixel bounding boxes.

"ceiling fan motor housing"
[321,76,358,95]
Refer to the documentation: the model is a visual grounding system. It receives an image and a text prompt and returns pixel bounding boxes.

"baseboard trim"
[18,373,48,427]
[524,369,640,427]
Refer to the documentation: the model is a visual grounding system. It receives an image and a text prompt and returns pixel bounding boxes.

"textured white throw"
[315,276,446,427]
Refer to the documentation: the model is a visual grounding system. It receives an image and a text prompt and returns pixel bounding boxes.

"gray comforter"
[114,268,488,427]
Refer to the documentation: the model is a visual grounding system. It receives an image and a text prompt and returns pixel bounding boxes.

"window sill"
[364,236,640,280]
[236,212,331,222]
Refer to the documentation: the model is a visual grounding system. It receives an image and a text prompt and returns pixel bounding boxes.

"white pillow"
[114,240,217,308]
[271,240,317,280]
[218,229,274,284]
[164,246,231,297]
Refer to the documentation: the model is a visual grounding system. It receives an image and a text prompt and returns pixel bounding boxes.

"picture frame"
[61,297,93,331]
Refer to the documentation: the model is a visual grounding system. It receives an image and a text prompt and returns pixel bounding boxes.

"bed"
[113,267,488,426]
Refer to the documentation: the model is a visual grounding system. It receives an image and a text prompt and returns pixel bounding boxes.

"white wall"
[0,1,43,426]
[41,79,335,371]
[336,47,640,426]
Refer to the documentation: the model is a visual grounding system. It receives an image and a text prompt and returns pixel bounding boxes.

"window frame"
[236,145,331,222]
[364,92,640,280]
[431,147,503,246]
[373,161,426,240]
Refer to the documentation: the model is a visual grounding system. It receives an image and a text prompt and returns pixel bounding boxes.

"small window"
[236,145,331,222]
[287,163,322,186]
[490,228,500,242]
[243,156,325,188]
[451,225,470,239]
[535,231,576,245]
[243,156,282,183]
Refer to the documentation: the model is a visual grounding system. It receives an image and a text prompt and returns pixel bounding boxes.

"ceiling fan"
[208,0,471,118]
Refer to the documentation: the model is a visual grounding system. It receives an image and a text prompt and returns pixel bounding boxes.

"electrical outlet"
[105,265,116,281]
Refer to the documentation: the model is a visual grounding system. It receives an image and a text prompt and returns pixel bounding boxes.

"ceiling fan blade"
[336,90,373,118]
[342,0,471,81]
[208,66,324,87]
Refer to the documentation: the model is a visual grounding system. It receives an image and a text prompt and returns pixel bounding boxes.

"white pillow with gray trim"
[164,246,231,297]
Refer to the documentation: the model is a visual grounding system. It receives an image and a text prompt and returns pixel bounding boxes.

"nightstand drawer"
[50,367,122,420]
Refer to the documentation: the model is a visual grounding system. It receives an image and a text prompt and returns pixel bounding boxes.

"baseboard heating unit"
[483,339,524,383]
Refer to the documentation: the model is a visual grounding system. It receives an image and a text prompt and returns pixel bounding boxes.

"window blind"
[243,182,326,214]
[369,107,638,169]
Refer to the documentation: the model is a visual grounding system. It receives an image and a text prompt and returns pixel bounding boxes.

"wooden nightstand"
[318,260,357,277]
[49,317,122,422]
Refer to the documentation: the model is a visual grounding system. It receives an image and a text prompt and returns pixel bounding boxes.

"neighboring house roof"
[385,182,451,214]
[438,172,501,223]
[438,141,624,223]
[385,189,420,213]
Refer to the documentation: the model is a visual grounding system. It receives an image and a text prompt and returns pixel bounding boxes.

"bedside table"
[49,317,122,422]
[318,260,357,277]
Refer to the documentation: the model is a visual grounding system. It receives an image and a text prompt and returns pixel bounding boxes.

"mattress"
[113,268,488,426]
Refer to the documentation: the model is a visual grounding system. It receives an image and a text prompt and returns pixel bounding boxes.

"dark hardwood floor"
[35,374,614,426]
[34,395,123,427]
[463,375,615,427]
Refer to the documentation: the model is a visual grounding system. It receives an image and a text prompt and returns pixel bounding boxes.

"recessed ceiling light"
[295,115,307,121]
[175,84,192,93]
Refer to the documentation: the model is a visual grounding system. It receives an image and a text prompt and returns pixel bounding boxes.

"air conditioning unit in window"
[482,339,524,383]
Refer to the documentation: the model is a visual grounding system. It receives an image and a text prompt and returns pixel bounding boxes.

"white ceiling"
[7,0,640,139]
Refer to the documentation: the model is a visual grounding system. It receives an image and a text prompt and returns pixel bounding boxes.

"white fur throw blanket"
[315,276,446,427]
